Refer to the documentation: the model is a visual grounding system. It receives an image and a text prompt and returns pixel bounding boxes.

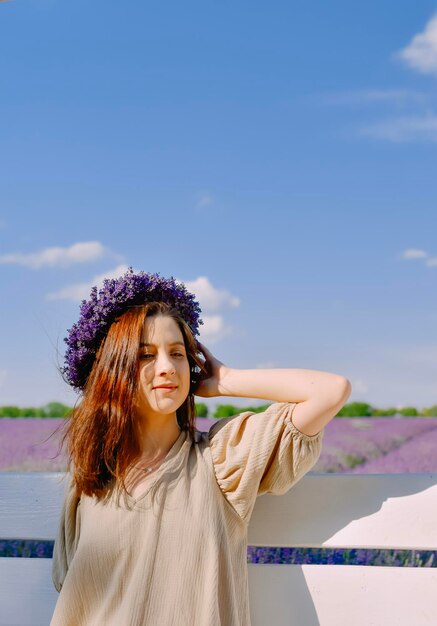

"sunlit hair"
[54,302,207,500]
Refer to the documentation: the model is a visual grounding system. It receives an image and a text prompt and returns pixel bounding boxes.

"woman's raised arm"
[218,367,351,437]
[194,341,351,437]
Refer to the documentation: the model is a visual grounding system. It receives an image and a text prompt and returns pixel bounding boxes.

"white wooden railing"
[1,472,436,625]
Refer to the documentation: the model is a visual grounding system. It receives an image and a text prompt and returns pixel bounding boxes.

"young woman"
[50,268,351,626]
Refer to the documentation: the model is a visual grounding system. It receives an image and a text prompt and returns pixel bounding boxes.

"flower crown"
[62,267,203,391]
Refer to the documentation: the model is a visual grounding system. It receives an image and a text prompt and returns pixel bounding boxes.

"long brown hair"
[55,302,207,500]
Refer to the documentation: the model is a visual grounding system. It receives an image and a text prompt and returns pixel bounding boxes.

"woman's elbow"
[335,376,352,404]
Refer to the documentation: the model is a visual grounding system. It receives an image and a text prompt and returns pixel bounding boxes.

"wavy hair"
[54,302,207,500]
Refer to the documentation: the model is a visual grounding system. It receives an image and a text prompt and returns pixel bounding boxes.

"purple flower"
[62,268,203,391]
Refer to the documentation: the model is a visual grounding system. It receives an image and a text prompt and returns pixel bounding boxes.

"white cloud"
[48,271,241,310]
[197,315,234,343]
[48,269,241,344]
[46,264,130,301]
[319,89,427,107]
[402,248,427,259]
[400,248,437,268]
[0,241,110,269]
[350,378,368,394]
[179,276,241,343]
[181,276,240,312]
[195,193,213,209]
[396,14,437,75]
[358,114,437,142]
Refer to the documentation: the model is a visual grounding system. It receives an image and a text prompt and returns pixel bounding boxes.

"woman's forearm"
[216,367,352,436]
[218,367,351,405]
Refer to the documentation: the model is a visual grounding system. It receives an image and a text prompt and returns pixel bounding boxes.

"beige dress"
[51,402,324,626]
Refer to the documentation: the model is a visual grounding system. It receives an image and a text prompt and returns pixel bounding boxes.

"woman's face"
[135,314,191,418]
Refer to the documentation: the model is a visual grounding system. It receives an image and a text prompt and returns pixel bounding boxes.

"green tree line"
[1,401,437,418]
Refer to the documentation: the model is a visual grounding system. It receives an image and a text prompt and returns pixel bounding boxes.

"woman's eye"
[140,353,185,359]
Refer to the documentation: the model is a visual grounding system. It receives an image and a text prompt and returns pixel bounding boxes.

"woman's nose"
[156,353,175,374]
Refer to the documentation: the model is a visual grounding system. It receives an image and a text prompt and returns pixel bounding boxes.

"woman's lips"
[154,386,177,391]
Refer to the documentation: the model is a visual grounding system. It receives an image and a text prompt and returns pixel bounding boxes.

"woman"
[51,268,351,626]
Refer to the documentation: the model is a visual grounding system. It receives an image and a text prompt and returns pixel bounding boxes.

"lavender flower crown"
[62,267,203,391]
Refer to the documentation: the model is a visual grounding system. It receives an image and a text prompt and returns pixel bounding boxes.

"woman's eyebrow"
[140,341,185,347]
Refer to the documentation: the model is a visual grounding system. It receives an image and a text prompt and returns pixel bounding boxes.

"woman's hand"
[192,341,231,398]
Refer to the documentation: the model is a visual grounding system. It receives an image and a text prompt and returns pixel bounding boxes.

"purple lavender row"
[1,417,437,472]
[312,417,437,473]
[347,424,437,473]
[1,541,435,567]
[0,417,217,471]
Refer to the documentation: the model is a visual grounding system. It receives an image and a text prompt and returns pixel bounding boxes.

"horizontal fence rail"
[1,472,437,625]
[2,472,436,548]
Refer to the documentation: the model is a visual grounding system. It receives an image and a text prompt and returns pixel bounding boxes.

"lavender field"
[1,415,437,473]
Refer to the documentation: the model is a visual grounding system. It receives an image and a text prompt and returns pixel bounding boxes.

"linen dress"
[51,401,324,626]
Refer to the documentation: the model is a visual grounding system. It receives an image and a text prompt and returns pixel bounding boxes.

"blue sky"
[1,0,437,412]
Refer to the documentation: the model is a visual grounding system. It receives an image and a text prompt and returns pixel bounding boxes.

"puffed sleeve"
[208,402,324,523]
[52,472,81,592]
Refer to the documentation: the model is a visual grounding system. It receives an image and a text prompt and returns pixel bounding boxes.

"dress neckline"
[118,428,190,506]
